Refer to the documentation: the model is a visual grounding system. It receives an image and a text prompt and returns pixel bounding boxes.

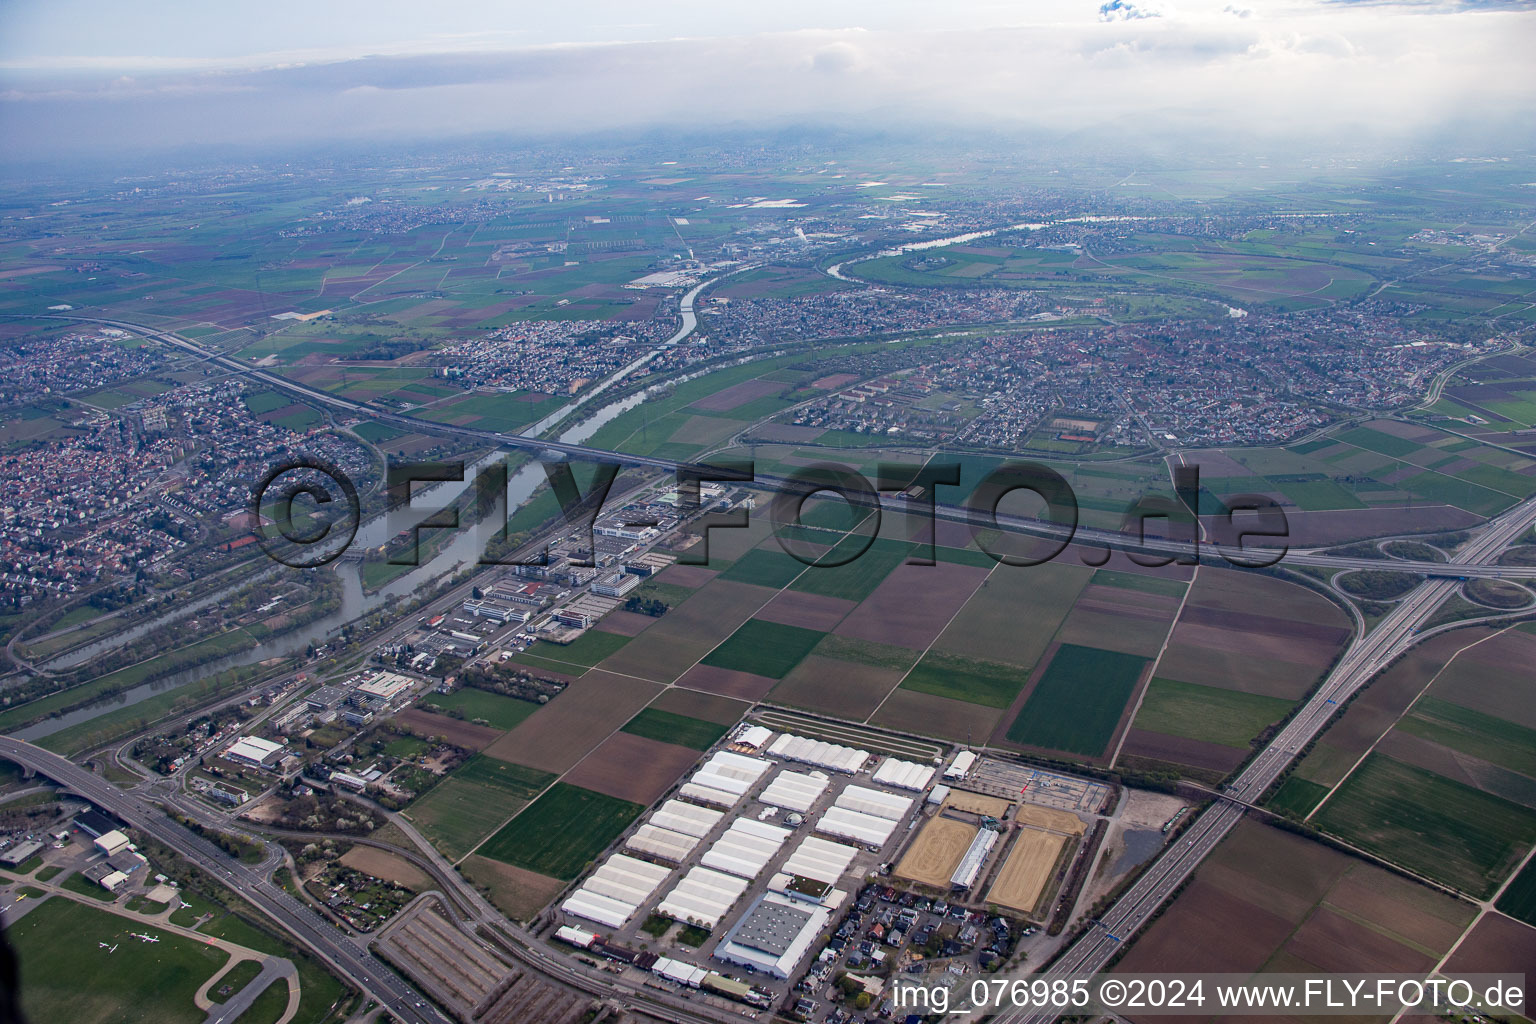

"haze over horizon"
[2,0,1533,163]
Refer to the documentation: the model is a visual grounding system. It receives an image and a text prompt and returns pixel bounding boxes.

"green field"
[8,896,230,1024]
[700,619,825,679]
[789,537,913,603]
[1132,677,1294,749]
[899,650,1026,708]
[1396,697,1536,778]
[1314,753,1536,898]
[717,548,808,589]
[1091,570,1188,598]
[477,783,643,880]
[521,629,631,669]
[811,634,920,672]
[208,959,265,1003]
[621,708,730,751]
[1267,776,1328,818]
[1005,644,1148,757]
[406,755,556,860]
[1494,856,1536,927]
[419,688,541,731]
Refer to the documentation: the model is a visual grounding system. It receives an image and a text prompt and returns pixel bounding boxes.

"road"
[19,313,1536,583]
[995,493,1536,1024]
[0,737,447,1024]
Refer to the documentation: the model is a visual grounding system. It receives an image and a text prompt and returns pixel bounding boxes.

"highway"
[0,737,447,1024]
[994,493,1536,1024]
[23,313,1536,582]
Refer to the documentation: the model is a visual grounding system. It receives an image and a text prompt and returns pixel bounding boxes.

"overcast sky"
[1,0,1531,161]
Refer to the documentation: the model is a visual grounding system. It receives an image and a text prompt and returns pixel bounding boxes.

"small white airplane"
[98,942,118,953]
[129,932,160,944]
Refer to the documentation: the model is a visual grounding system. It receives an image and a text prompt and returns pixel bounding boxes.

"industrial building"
[561,853,672,929]
[872,757,936,792]
[625,823,700,865]
[701,819,791,879]
[767,733,869,774]
[656,866,750,929]
[687,750,772,803]
[0,839,43,867]
[835,785,914,821]
[73,809,120,839]
[650,799,724,838]
[93,829,131,856]
[943,750,978,780]
[591,572,640,598]
[757,769,829,813]
[354,672,414,702]
[728,724,773,752]
[714,893,831,979]
[950,828,999,890]
[224,735,287,770]
[815,806,899,847]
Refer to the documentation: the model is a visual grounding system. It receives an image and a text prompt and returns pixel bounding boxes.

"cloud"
[1099,0,1169,20]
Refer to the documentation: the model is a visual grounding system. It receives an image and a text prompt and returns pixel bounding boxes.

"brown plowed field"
[872,689,1002,743]
[483,672,663,773]
[595,611,659,636]
[677,663,778,700]
[656,564,718,588]
[770,656,905,720]
[1119,728,1246,773]
[650,687,750,724]
[562,731,701,805]
[395,709,502,751]
[754,590,857,631]
[834,562,989,650]
[458,856,567,922]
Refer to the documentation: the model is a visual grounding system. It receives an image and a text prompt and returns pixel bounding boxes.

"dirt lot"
[1013,804,1086,835]
[753,590,857,632]
[596,632,714,683]
[942,792,1013,818]
[676,663,778,701]
[458,856,567,922]
[1443,913,1536,976]
[987,828,1067,915]
[769,656,906,720]
[339,846,432,890]
[930,561,1093,669]
[833,561,990,650]
[483,672,664,772]
[895,816,977,887]
[561,731,702,805]
[395,709,503,751]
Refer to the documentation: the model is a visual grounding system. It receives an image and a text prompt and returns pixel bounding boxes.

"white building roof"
[561,890,633,929]
[701,819,791,879]
[758,770,829,813]
[835,784,913,821]
[555,925,597,948]
[677,782,738,808]
[561,852,671,928]
[766,733,869,773]
[950,828,999,889]
[944,750,978,779]
[625,824,700,864]
[815,806,897,847]
[715,892,831,979]
[701,750,774,783]
[657,866,750,929]
[872,758,936,792]
[780,835,859,886]
[650,799,725,838]
[733,724,773,750]
[226,736,284,763]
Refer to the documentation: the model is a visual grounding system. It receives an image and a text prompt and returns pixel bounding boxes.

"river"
[11,389,653,742]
